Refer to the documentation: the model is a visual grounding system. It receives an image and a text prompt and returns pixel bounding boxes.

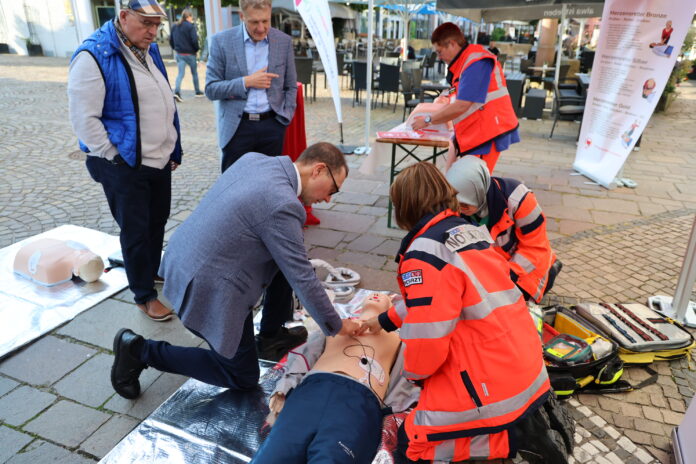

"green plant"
[491,27,506,42]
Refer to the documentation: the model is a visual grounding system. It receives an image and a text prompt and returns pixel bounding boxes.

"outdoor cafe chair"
[400,69,435,121]
[374,63,401,112]
[549,83,585,139]
[294,57,313,102]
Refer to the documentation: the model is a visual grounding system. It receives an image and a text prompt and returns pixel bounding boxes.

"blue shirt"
[242,25,270,114]
[456,59,520,155]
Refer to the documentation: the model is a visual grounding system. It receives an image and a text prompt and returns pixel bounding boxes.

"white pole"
[364,0,374,151]
[673,217,696,322]
[576,18,586,58]
[554,3,566,86]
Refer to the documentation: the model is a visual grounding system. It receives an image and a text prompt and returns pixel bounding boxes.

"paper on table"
[377,103,453,142]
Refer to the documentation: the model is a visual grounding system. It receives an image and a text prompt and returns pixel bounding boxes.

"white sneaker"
[174,93,183,102]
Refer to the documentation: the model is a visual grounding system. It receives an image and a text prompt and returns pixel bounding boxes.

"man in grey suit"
[205,0,298,359]
[110,143,362,399]
[205,0,297,172]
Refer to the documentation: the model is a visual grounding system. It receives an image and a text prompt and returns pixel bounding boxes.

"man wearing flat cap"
[68,0,182,322]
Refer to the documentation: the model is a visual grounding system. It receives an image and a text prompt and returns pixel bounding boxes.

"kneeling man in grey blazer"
[110,143,361,399]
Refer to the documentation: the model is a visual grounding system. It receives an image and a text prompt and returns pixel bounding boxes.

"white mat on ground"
[0,225,127,359]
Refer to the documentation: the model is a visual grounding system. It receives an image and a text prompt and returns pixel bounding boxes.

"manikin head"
[73,251,105,283]
[295,142,349,206]
[431,22,468,65]
[119,0,167,50]
[358,293,392,321]
[240,0,272,42]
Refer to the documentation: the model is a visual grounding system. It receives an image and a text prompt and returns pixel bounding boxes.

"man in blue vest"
[68,0,181,322]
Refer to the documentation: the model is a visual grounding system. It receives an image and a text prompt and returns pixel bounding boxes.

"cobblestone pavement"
[0,54,694,463]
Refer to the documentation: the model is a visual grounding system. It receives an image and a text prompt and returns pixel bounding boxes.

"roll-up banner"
[573,0,696,188]
[294,0,343,124]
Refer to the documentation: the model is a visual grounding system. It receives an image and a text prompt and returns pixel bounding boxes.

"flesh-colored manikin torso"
[311,294,401,399]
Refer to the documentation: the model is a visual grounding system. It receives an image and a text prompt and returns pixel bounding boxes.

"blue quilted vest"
[71,20,182,168]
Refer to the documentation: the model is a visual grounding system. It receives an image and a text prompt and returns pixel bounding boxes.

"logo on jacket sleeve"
[401,270,423,287]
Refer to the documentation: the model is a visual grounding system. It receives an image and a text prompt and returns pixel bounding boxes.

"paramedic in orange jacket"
[411,23,519,174]
[446,156,562,303]
[360,163,559,463]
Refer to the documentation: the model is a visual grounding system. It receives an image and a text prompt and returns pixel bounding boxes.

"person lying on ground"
[251,293,420,464]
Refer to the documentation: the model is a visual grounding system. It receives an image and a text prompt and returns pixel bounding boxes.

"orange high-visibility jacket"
[378,210,550,462]
[487,177,557,303]
[447,44,519,154]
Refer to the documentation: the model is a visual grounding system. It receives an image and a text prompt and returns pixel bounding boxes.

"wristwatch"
[424,115,432,125]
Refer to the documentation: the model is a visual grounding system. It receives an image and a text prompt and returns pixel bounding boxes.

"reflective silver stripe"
[533,273,548,301]
[461,287,522,320]
[491,63,504,88]
[516,204,542,228]
[433,439,456,460]
[495,228,513,249]
[511,253,536,274]
[394,299,409,321]
[408,237,522,321]
[470,434,490,459]
[401,317,459,340]
[462,51,490,68]
[414,361,549,426]
[403,369,429,380]
[452,88,510,126]
[507,184,529,218]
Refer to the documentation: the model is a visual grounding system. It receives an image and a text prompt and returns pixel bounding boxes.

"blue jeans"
[174,53,200,94]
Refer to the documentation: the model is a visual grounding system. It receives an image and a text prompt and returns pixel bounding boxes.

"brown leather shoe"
[136,299,174,322]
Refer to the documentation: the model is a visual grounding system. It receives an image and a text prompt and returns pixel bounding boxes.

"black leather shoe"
[256,326,309,362]
[111,328,146,399]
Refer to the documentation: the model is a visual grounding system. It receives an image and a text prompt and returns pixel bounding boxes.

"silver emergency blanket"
[0,225,127,359]
[100,289,404,463]
[100,362,280,464]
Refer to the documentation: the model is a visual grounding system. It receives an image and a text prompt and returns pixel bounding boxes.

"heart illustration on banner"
[295,0,302,5]
[585,138,592,148]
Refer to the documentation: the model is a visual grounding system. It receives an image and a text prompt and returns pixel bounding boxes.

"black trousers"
[221,116,287,172]
[140,312,260,390]
[222,117,293,337]
[86,156,170,304]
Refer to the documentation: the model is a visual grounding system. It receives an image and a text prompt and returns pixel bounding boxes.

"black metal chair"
[400,69,435,121]
[294,57,313,102]
[374,63,400,111]
[549,83,584,139]
[352,61,370,106]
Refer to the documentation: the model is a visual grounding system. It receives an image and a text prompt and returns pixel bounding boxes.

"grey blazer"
[204,26,297,149]
[159,153,341,359]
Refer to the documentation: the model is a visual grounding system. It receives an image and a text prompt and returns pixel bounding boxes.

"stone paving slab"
[79,414,140,459]
[0,336,96,386]
[0,426,33,463]
[5,440,94,464]
[23,400,110,448]
[0,385,56,426]
[56,299,203,351]
[53,353,118,408]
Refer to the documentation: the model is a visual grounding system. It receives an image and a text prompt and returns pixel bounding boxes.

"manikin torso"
[13,238,104,286]
[311,294,401,399]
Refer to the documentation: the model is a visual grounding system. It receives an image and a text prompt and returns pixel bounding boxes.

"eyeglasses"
[127,10,163,31]
[325,165,340,196]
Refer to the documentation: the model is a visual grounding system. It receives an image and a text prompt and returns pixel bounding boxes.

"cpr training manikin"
[14,238,105,286]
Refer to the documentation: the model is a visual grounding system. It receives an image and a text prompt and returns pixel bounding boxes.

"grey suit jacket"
[159,153,341,359]
[205,26,297,149]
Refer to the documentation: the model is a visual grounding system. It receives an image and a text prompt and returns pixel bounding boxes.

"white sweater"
[68,40,178,170]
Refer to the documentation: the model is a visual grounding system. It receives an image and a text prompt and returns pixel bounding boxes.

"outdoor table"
[376,137,449,228]
[528,65,556,79]
[420,82,450,93]
[576,72,591,97]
